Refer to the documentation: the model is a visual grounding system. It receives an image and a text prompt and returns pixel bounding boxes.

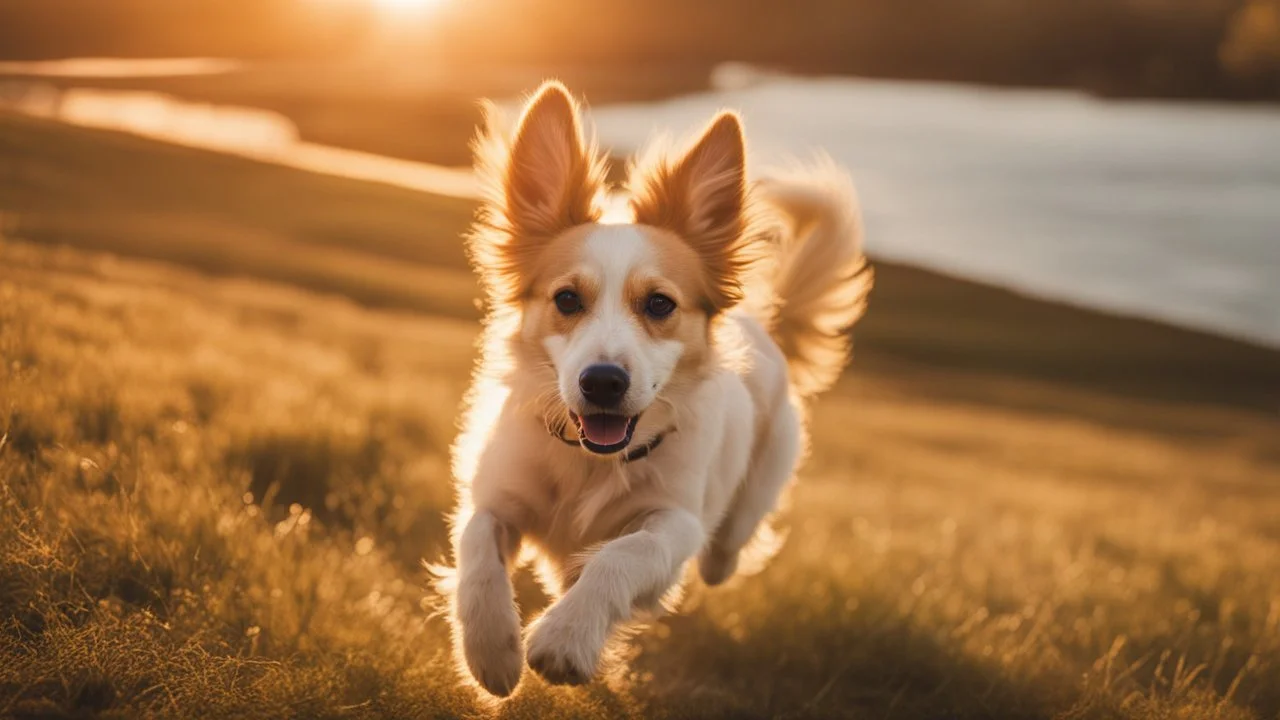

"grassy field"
[2,114,1280,719]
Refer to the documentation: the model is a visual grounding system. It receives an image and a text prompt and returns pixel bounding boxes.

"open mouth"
[569,412,639,454]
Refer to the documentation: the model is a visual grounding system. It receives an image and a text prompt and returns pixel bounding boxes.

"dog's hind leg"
[699,398,802,586]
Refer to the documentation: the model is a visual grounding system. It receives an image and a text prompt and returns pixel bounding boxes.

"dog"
[439,81,872,697]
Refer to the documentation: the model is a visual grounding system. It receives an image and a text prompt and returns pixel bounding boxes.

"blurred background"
[1,2,1278,719]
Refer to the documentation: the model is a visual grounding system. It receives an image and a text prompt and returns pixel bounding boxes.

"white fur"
[444,101,869,698]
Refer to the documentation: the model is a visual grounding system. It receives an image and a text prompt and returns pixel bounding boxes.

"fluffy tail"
[756,158,873,398]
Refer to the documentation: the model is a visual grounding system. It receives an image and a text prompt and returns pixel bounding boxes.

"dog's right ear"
[471,82,606,303]
[630,111,753,311]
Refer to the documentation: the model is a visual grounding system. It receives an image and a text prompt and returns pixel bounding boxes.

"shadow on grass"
[229,430,387,522]
[223,422,452,571]
[632,591,1056,720]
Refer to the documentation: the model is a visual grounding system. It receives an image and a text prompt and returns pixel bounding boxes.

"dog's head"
[469,82,756,455]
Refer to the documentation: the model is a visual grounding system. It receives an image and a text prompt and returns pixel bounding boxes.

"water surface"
[592,67,1280,347]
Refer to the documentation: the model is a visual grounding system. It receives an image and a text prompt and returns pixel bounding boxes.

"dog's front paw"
[462,617,523,697]
[525,602,607,686]
[457,588,524,697]
[698,543,740,586]
[464,625,523,697]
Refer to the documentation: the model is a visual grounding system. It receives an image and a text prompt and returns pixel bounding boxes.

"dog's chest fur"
[520,445,673,564]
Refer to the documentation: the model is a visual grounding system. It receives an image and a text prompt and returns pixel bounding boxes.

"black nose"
[579,364,630,408]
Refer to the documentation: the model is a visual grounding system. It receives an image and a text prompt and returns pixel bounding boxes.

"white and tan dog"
[440,81,871,697]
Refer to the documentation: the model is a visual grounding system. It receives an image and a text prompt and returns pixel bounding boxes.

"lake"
[3,60,1277,347]
[590,65,1280,348]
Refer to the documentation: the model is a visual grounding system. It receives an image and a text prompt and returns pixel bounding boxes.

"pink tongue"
[580,414,629,446]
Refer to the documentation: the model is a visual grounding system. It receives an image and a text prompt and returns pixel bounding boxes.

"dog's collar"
[549,424,672,463]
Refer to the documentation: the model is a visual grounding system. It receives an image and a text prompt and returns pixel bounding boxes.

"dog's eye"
[644,293,677,319]
[554,289,583,315]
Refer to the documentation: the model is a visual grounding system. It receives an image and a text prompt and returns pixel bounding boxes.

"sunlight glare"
[371,0,447,13]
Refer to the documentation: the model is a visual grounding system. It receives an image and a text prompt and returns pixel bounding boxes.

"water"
[0,57,242,78]
[589,66,1280,347]
[3,61,1276,345]
[0,81,477,199]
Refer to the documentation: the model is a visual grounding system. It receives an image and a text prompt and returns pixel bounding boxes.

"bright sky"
[369,0,449,13]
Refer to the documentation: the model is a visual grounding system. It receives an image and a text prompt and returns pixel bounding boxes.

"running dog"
[440,81,871,697]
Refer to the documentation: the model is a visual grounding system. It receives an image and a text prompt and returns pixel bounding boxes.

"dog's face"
[520,223,711,452]
[470,82,752,455]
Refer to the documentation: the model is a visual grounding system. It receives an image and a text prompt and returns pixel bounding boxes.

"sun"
[370,0,447,11]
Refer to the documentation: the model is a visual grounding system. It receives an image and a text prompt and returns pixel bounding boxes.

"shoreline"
[3,67,1277,349]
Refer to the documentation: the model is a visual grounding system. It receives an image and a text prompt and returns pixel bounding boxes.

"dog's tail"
[756,157,873,399]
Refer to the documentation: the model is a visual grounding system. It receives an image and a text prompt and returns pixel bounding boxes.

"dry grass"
[0,114,478,319]
[4,242,1279,720]
[2,116,1280,719]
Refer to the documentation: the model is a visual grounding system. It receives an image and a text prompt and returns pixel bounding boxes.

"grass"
[2,115,1280,719]
[0,113,479,319]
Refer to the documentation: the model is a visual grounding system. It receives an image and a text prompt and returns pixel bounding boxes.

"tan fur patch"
[631,227,714,374]
[517,224,599,344]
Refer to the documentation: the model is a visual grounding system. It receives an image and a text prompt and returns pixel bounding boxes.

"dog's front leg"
[526,508,704,685]
[452,508,524,697]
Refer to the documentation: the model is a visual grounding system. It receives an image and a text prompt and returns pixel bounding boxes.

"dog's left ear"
[631,112,751,310]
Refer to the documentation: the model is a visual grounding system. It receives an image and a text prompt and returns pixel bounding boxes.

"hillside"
[2,116,1279,719]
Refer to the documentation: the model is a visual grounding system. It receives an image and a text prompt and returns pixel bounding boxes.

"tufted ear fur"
[629,111,755,311]
[469,81,607,304]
